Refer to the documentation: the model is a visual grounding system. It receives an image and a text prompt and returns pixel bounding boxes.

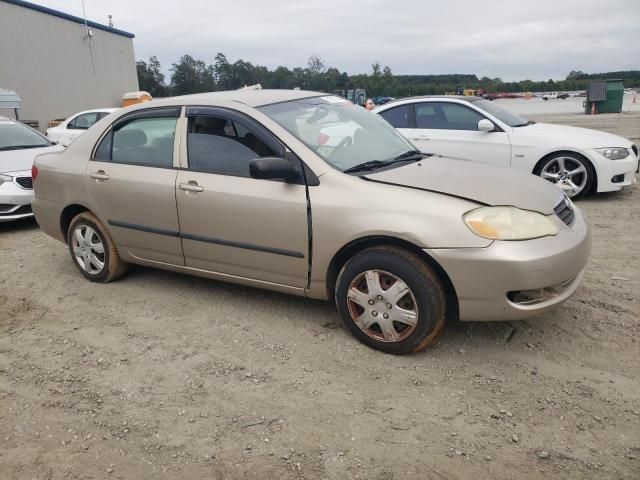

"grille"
[0,204,31,216]
[15,176,33,189]
[554,195,575,227]
[0,204,16,213]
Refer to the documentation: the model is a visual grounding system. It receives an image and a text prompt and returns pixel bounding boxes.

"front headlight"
[595,147,629,160]
[0,173,13,185]
[464,206,558,240]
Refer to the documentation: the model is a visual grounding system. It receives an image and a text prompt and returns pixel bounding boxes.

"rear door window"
[94,111,177,168]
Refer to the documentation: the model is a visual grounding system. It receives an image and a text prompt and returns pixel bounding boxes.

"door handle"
[414,134,430,140]
[179,181,204,193]
[90,170,109,181]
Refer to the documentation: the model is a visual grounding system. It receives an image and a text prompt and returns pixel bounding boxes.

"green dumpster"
[585,79,624,114]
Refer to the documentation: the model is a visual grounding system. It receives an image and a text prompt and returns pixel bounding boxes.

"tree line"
[136,54,640,99]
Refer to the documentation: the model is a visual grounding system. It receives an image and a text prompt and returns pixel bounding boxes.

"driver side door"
[405,102,511,167]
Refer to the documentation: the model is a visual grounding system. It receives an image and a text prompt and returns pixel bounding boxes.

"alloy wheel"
[71,224,105,275]
[346,269,419,343]
[540,156,588,198]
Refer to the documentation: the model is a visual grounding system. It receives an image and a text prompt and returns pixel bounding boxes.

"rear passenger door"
[175,106,309,288]
[86,107,184,265]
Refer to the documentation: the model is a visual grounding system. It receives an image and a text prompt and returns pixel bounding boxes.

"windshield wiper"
[0,144,48,151]
[343,160,389,173]
[343,150,425,174]
[391,149,425,161]
[513,120,535,127]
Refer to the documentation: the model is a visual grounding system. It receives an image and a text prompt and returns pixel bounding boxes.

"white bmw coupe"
[375,96,638,198]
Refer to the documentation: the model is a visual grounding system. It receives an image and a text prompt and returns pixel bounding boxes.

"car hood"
[0,144,64,174]
[513,122,634,148]
[364,156,562,215]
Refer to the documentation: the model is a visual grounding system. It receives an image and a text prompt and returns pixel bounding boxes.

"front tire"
[335,246,446,355]
[67,212,127,282]
[535,153,594,199]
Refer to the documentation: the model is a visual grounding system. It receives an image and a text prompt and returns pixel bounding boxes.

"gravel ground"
[1,113,639,480]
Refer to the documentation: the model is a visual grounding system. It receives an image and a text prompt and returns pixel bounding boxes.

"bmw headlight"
[0,173,13,185]
[464,206,558,240]
[595,147,629,160]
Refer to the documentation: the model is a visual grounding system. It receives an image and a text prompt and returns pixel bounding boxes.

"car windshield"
[473,99,531,127]
[0,119,51,150]
[259,96,417,172]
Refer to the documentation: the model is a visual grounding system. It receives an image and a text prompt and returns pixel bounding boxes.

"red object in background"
[318,133,329,145]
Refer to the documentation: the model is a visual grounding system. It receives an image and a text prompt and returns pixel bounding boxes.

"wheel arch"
[59,204,91,244]
[533,150,598,194]
[325,235,459,320]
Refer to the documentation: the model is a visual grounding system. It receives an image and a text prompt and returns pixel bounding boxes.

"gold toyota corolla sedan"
[32,90,591,354]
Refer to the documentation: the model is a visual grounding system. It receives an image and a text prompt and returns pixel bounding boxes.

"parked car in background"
[374,96,395,105]
[46,108,118,146]
[0,116,63,221]
[33,90,591,354]
[375,96,639,198]
[542,92,558,100]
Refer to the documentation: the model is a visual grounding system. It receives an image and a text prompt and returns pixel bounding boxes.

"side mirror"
[249,157,299,181]
[477,119,495,132]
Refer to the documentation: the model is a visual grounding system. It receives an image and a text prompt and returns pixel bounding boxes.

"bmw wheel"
[536,153,594,199]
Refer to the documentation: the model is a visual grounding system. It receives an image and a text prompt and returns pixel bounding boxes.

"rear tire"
[335,246,446,355]
[67,212,127,282]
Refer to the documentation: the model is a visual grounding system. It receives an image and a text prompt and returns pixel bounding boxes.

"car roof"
[145,89,326,108]
[72,108,119,115]
[377,95,484,109]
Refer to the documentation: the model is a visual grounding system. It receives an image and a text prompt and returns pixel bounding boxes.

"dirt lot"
[1,113,639,480]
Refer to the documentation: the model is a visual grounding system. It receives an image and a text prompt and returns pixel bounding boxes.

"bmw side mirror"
[477,119,495,132]
[249,157,299,181]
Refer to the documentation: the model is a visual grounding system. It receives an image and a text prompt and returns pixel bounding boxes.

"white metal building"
[0,0,138,130]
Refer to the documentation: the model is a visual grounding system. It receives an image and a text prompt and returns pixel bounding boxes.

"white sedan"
[374,96,639,198]
[46,108,118,146]
[0,116,64,221]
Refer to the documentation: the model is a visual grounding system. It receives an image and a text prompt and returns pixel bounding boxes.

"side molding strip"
[108,220,180,237]
[108,220,304,259]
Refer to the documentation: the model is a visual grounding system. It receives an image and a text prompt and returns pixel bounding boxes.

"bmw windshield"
[473,100,532,127]
[259,96,419,172]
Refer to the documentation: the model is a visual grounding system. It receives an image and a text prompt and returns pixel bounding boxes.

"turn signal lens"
[31,165,39,182]
[464,206,558,240]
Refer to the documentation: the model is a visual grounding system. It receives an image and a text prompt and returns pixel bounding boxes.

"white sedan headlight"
[595,147,629,160]
[464,206,558,240]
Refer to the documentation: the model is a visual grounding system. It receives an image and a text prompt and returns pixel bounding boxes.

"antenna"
[81,0,96,74]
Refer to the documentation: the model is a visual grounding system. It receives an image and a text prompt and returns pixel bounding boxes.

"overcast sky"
[31,0,640,81]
